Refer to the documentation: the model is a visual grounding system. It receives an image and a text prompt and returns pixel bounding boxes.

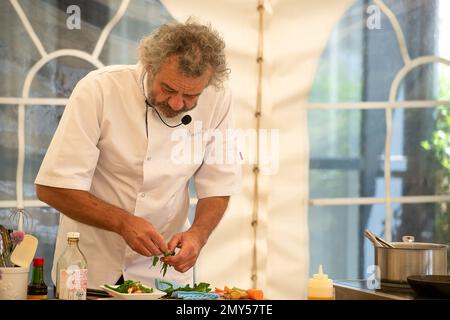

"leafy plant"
[150,251,175,277]
[421,73,450,266]
[104,280,153,293]
[421,106,450,172]
[158,281,211,298]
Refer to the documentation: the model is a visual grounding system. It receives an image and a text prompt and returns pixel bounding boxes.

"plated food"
[214,286,264,300]
[156,280,219,299]
[100,280,165,300]
[100,279,265,300]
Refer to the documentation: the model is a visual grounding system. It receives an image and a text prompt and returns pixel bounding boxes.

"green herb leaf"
[104,280,153,294]
[149,251,175,277]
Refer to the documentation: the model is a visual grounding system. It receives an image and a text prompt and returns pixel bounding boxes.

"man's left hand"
[163,230,207,273]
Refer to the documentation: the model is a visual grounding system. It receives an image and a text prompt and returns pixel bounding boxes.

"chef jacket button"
[146,156,151,161]
[140,192,146,198]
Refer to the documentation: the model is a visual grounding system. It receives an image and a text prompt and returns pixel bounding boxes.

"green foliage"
[150,251,175,277]
[421,106,450,171]
[421,73,450,265]
[158,281,211,298]
[105,280,153,293]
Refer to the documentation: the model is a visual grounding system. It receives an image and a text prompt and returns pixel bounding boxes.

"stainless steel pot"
[375,236,448,285]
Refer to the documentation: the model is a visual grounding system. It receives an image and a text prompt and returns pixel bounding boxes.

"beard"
[146,74,197,118]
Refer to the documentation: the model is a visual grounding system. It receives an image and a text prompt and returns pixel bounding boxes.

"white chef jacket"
[35,62,242,289]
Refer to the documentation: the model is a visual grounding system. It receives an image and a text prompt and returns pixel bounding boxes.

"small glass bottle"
[27,257,48,299]
[56,232,88,300]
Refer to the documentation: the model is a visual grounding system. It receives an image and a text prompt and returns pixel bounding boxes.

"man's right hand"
[119,214,168,257]
[35,185,168,257]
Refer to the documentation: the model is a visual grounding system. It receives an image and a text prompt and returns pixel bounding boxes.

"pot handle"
[402,235,415,243]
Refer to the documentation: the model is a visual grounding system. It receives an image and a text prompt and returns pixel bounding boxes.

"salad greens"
[151,251,175,277]
[104,280,153,293]
[158,281,212,298]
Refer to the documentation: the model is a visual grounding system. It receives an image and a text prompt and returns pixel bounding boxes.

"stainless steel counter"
[334,280,416,300]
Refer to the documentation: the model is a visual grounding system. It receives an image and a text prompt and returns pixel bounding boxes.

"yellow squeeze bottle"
[307,264,334,300]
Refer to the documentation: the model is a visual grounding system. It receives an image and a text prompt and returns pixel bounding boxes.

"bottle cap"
[33,257,44,267]
[313,264,330,280]
[308,264,333,287]
[67,232,80,239]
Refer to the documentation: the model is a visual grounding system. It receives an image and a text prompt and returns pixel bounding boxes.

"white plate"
[100,284,166,300]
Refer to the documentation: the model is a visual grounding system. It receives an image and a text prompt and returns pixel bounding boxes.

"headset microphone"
[181,115,192,125]
[144,99,192,137]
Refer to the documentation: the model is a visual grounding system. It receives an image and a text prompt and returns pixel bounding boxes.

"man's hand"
[162,196,230,273]
[163,229,207,273]
[35,185,169,257]
[36,185,169,257]
[119,214,168,257]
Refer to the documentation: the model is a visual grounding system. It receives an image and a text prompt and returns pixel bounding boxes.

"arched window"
[308,0,450,279]
[0,0,174,295]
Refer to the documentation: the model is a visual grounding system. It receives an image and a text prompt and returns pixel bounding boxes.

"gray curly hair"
[138,18,229,89]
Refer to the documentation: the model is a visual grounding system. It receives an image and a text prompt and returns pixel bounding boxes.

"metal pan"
[407,275,450,299]
[373,236,448,285]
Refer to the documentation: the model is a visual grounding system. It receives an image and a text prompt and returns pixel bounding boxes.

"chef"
[35,18,241,288]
